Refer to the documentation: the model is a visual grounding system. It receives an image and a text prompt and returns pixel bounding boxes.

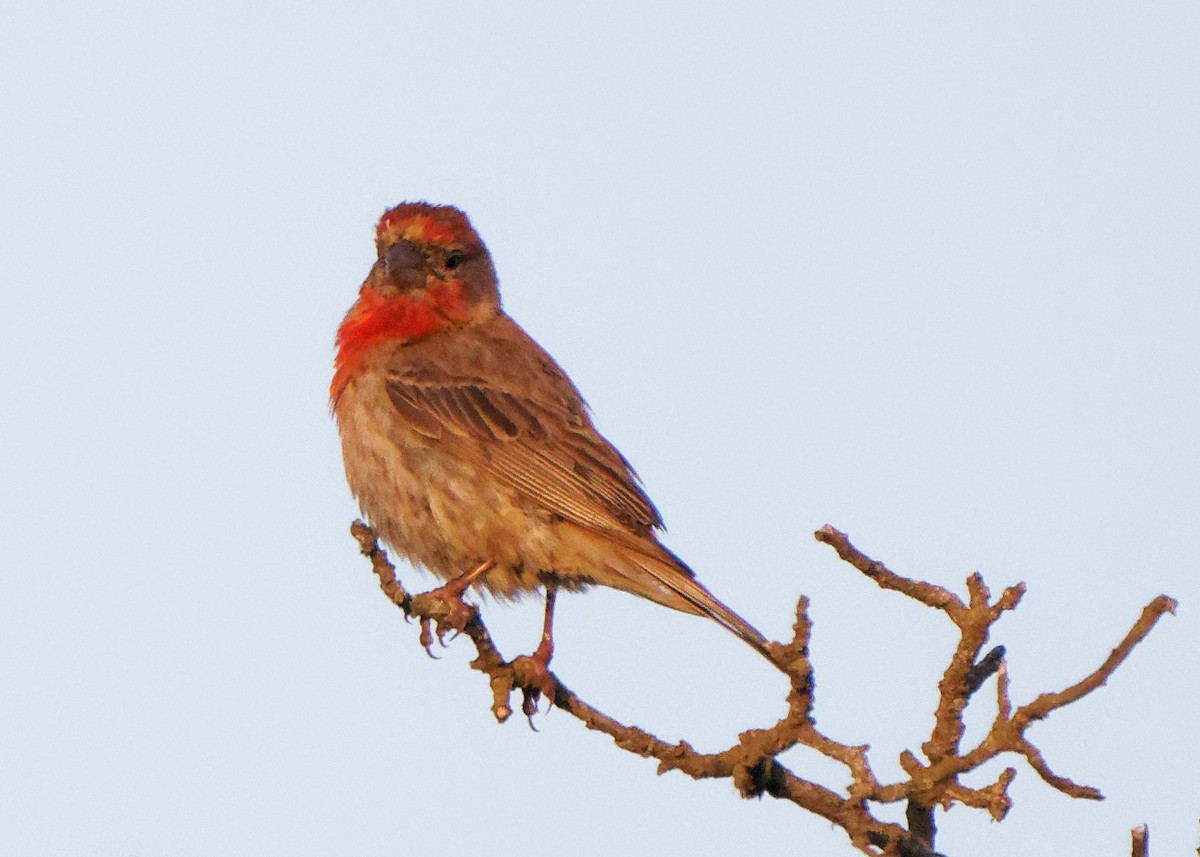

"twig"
[965,646,1005,695]
[351,520,1174,856]
[1131,824,1148,857]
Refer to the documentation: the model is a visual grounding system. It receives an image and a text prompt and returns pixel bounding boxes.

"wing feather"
[385,375,662,535]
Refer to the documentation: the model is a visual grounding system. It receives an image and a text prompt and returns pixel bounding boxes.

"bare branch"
[814,525,964,616]
[350,520,1174,856]
[1131,824,1148,857]
[1013,596,1177,728]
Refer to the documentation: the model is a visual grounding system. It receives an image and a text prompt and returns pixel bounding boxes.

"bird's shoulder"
[386,313,588,419]
[382,313,665,533]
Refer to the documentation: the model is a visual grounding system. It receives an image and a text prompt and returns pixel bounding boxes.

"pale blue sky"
[2,3,1197,855]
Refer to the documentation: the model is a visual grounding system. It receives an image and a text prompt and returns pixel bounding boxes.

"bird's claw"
[511,649,556,729]
[521,687,542,729]
[417,617,440,659]
[411,584,479,657]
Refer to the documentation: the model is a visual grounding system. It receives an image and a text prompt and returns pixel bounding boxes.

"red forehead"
[376,203,475,246]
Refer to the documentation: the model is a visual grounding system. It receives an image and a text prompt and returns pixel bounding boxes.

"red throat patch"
[331,281,471,406]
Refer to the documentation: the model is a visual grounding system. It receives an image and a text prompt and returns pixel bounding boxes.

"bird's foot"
[510,634,556,727]
[410,561,494,657]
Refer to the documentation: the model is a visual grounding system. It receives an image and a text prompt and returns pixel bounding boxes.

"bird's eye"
[445,250,465,270]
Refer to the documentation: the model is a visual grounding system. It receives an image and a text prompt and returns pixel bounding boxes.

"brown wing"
[386,375,664,537]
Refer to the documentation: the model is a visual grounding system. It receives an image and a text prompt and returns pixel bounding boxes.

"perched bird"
[332,202,774,666]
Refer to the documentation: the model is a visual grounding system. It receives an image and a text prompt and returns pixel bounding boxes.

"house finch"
[332,202,774,666]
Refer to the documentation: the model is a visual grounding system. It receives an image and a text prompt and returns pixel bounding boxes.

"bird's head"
[368,202,500,318]
[332,202,501,405]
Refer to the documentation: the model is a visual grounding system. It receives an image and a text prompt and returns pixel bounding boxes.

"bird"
[332,202,775,670]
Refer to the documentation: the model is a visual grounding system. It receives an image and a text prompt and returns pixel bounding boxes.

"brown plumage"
[333,202,773,662]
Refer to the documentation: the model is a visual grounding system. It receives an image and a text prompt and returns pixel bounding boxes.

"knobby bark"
[350,520,1174,856]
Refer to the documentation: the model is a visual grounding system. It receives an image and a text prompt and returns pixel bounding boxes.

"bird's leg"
[444,559,496,599]
[532,585,557,667]
[513,586,558,723]
[412,560,494,655]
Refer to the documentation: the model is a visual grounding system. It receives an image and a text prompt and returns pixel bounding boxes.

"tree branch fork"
[350,520,1175,856]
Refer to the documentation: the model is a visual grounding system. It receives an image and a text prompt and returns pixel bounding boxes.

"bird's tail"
[607,544,776,664]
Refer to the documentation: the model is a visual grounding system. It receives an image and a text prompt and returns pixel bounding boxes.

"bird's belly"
[337,381,582,597]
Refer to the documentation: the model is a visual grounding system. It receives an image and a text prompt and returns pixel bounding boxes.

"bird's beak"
[383,238,426,287]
